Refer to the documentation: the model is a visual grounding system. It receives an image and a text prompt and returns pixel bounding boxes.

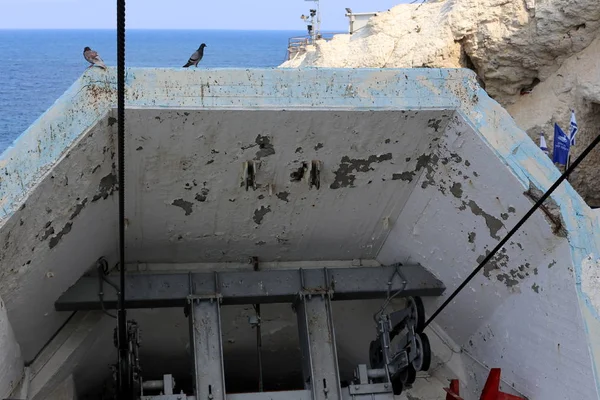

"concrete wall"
[123,108,446,263]
[378,112,596,399]
[0,74,114,223]
[0,295,22,398]
[0,114,118,361]
[1,67,600,398]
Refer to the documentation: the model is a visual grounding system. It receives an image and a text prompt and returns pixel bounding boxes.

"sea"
[0,29,304,153]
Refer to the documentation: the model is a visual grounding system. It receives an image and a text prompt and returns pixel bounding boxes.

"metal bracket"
[308,160,321,190]
[298,268,334,301]
[242,160,258,191]
[348,383,391,395]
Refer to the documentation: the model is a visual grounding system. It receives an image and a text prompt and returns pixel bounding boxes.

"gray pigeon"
[83,47,107,70]
[183,44,207,68]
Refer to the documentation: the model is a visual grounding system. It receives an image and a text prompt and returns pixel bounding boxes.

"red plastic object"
[444,379,463,400]
[480,368,525,400]
[443,369,525,400]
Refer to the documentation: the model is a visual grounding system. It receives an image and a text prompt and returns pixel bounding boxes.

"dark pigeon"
[183,43,207,68]
[83,47,107,70]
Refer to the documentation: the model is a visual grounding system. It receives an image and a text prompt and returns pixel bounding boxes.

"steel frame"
[57,264,444,400]
[54,264,444,311]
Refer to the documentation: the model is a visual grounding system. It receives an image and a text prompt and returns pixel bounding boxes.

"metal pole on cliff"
[566,109,579,179]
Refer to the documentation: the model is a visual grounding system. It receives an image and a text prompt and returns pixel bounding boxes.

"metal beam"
[297,295,342,400]
[189,299,226,400]
[55,265,445,311]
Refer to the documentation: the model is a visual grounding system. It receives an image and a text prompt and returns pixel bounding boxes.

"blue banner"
[552,123,570,165]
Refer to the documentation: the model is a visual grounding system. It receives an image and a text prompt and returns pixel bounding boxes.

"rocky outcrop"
[506,36,600,207]
[280,0,600,206]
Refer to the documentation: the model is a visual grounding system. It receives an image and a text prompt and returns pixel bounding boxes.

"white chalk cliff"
[280,0,600,206]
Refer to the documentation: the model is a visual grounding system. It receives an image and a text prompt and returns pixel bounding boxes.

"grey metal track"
[54,265,444,311]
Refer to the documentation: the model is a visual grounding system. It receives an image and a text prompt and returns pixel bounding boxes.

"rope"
[424,130,600,328]
[116,0,131,398]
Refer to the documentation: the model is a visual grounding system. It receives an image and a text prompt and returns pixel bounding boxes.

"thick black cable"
[116,0,130,398]
[424,131,600,329]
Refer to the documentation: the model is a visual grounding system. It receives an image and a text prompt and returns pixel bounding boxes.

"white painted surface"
[124,109,447,263]
[0,294,22,398]
[378,113,596,399]
[0,68,599,398]
[0,116,118,361]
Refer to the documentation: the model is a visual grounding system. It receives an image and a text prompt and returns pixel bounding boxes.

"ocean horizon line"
[0,28,324,32]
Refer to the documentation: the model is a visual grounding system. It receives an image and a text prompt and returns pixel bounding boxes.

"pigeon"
[83,47,107,70]
[183,44,207,68]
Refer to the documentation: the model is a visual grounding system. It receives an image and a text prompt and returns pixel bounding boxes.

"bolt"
[384,384,388,388]
[354,386,360,390]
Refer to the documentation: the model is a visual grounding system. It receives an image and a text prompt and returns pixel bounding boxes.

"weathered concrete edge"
[0,67,464,224]
[457,82,600,395]
[0,73,114,222]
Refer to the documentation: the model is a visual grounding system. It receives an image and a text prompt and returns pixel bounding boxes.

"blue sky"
[1,0,409,30]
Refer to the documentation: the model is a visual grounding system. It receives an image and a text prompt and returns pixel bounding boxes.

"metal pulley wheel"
[407,296,425,333]
[411,332,431,372]
[369,339,384,370]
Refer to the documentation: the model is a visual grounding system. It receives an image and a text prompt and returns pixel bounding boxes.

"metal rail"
[286,32,343,61]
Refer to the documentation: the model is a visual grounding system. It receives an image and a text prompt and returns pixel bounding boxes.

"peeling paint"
[253,206,271,225]
[254,135,275,160]
[330,153,392,189]
[468,232,476,243]
[392,172,415,182]
[450,182,463,198]
[107,117,117,126]
[466,200,504,240]
[195,188,209,202]
[92,172,117,202]
[41,226,54,241]
[478,248,509,279]
[314,143,323,151]
[172,199,193,216]
[69,198,88,220]
[290,163,308,182]
[49,222,72,249]
[427,118,442,132]
[497,273,519,287]
[276,191,290,202]
[532,283,540,293]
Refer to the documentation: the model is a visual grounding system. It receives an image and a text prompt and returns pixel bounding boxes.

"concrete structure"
[0,68,600,400]
[344,11,378,34]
